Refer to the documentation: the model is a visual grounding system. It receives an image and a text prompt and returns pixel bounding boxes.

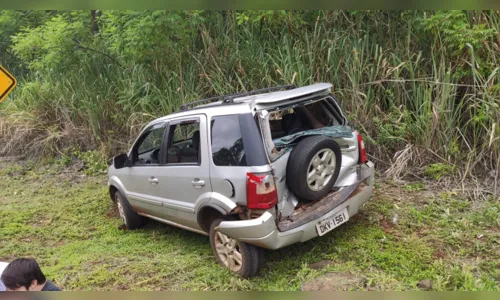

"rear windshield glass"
[211,115,247,166]
[267,98,343,140]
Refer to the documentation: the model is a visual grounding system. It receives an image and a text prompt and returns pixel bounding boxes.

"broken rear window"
[267,98,344,140]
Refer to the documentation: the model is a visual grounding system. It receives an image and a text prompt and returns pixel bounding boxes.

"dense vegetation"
[0,10,499,180]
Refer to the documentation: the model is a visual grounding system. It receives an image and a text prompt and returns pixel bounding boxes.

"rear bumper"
[216,161,375,250]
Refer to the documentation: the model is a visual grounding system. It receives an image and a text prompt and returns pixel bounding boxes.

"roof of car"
[152,102,251,124]
[233,82,332,104]
[150,82,333,125]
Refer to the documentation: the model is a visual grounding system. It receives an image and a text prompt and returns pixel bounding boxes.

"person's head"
[1,258,46,291]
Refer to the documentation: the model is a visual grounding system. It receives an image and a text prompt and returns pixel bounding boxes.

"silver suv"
[108,83,375,278]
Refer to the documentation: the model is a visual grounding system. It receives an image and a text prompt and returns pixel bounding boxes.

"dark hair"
[1,258,46,290]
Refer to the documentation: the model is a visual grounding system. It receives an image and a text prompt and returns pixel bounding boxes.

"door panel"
[155,115,211,229]
[124,166,165,216]
[121,122,168,218]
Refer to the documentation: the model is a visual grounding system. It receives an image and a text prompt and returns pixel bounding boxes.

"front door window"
[131,123,165,165]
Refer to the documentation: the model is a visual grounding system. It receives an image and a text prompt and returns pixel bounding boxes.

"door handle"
[191,179,205,188]
[149,177,159,185]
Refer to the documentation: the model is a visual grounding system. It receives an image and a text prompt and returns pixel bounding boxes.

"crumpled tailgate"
[215,161,375,250]
[277,181,363,232]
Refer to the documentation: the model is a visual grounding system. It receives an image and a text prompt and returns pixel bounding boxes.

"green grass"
[404,182,425,191]
[0,161,498,291]
[424,164,457,180]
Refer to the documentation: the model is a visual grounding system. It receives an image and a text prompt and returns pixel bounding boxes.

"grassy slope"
[0,162,498,291]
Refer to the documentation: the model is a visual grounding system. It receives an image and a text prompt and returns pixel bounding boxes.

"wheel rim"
[117,201,127,226]
[307,148,336,191]
[214,231,243,272]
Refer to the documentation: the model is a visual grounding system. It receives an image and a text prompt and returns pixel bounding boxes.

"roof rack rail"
[178,84,297,112]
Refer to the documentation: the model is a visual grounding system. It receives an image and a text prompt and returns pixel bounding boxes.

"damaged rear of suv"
[108,83,375,278]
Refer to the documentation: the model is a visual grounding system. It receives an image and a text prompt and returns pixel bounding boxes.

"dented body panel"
[272,126,353,148]
[216,162,375,249]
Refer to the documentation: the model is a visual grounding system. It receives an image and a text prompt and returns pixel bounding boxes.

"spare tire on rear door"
[286,136,342,201]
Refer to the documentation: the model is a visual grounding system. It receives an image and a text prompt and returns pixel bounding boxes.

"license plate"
[316,208,349,236]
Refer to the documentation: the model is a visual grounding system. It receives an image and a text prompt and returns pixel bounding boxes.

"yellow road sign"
[0,65,17,103]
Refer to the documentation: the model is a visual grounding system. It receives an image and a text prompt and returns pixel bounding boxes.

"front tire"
[115,191,143,230]
[209,218,264,278]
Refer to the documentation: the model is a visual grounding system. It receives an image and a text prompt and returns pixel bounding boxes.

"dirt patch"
[106,206,119,218]
[308,260,333,270]
[301,272,367,291]
[53,240,66,247]
[32,217,53,227]
[433,248,446,260]
[417,279,433,290]
[0,255,17,262]
[379,217,395,234]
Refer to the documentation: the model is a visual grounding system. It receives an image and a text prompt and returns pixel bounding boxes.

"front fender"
[108,175,127,201]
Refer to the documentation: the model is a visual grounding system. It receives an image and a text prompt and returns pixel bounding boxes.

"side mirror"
[113,153,129,169]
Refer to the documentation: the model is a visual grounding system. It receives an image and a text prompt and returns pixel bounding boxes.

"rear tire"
[209,218,264,278]
[286,136,342,201]
[115,191,143,230]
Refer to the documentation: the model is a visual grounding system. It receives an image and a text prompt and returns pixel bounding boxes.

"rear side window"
[211,115,247,166]
[166,120,200,164]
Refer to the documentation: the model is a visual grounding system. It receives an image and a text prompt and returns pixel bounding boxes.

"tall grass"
[0,11,498,183]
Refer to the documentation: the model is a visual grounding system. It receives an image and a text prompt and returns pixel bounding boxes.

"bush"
[0,10,499,179]
[76,150,108,176]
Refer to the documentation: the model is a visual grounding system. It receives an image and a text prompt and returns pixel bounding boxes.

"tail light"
[246,172,278,209]
[357,132,367,164]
